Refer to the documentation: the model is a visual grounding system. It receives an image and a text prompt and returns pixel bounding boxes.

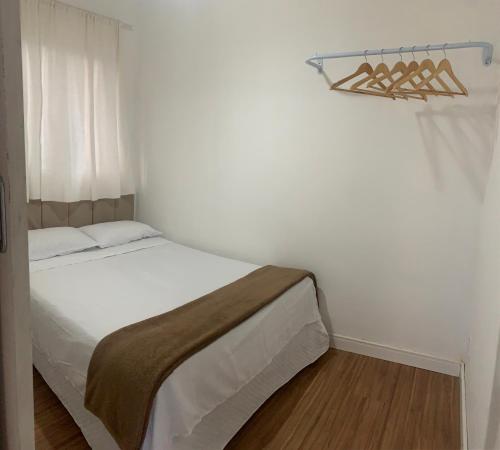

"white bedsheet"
[30,237,328,449]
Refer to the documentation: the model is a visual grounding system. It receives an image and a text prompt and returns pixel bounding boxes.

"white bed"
[30,236,329,450]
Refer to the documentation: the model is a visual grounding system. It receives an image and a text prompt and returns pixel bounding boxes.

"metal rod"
[43,0,134,31]
[306,41,494,73]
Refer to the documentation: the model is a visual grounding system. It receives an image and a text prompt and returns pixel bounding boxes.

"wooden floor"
[34,349,460,450]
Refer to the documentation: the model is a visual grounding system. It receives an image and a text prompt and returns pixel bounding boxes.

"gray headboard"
[28,195,135,230]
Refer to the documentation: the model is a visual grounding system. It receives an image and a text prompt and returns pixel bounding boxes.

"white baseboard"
[330,334,461,376]
[460,363,468,450]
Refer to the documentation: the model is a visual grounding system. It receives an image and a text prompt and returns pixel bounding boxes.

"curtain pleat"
[21,0,134,202]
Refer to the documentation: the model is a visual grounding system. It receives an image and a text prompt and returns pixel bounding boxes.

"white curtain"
[21,0,134,202]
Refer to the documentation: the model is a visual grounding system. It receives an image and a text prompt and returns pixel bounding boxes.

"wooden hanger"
[330,52,395,99]
[367,49,406,88]
[330,62,373,91]
[330,62,395,98]
[350,49,396,100]
[367,60,406,87]
[367,47,427,101]
[363,61,410,99]
[414,58,468,96]
[348,50,398,99]
[367,59,427,101]
[376,46,450,98]
[386,61,427,101]
[395,60,430,99]
[390,58,455,97]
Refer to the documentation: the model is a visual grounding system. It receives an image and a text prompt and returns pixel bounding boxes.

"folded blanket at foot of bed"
[85,265,317,450]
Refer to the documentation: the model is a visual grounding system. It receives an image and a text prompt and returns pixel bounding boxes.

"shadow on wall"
[485,332,500,450]
[416,100,497,201]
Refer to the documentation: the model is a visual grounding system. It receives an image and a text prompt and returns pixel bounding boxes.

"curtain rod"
[306,41,494,73]
[50,0,133,31]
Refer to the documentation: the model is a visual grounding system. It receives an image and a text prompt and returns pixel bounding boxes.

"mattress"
[30,237,330,449]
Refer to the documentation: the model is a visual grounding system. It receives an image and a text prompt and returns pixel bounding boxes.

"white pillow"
[28,227,98,261]
[80,221,162,248]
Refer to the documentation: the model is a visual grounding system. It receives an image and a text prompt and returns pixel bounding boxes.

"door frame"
[0,0,35,448]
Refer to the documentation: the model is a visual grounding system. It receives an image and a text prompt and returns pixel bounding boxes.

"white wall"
[466,93,500,449]
[134,0,500,364]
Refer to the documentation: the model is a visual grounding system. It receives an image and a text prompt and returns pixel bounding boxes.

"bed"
[28,198,330,450]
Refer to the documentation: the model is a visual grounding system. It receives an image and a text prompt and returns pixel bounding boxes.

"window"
[21,0,134,202]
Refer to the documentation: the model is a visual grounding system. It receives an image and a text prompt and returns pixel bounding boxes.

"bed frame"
[27,195,135,230]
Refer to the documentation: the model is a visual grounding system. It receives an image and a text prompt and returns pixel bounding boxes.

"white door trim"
[460,363,468,450]
[0,0,35,448]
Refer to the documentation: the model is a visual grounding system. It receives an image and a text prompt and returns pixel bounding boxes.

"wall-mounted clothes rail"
[306,41,494,73]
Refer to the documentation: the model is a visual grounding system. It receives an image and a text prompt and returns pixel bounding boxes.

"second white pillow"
[80,221,162,249]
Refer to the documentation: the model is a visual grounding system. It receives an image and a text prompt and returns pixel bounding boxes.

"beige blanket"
[85,265,316,450]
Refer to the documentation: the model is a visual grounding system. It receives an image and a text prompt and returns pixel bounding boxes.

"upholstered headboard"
[28,195,135,230]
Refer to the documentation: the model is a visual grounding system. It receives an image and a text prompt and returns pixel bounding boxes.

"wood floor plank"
[34,350,460,450]
[264,349,360,450]
[377,364,417,450]
[34,369,90,450]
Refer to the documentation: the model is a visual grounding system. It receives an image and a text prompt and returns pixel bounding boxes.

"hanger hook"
[411,45,416,60]
[425,44,431,57]
[380,48,384,63]
[364,49,368,63]
[442,43,448,58]
[399,47,404,61]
